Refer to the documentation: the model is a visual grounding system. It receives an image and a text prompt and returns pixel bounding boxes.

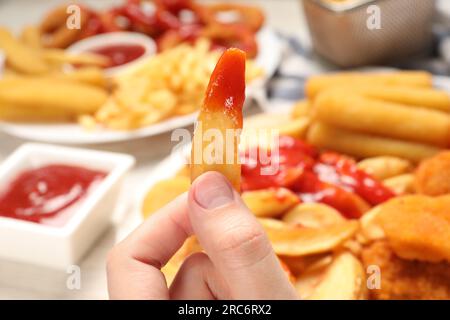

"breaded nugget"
[376,195,450,263]
[415,151,450,196]
[361,241,450,300]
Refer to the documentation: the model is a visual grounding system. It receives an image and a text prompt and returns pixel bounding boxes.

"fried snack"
[20,25,42,49]
[291,100,311,118]
[203,3,265,32]
[142,176,191,218]
[0,101,73,122]
[262,220,359,256]
[415,151,450,196]
[281,254,332,277]
[308,252,367,300]
[326,84,450,112]
[375,195,450,263]
[0,27,49,74]
[305,71,432,99]
[191,48,246,191]
[242,188,300,218]
[282,203,345,228]
[307,122,440,163]
[358,206,385,244]
[383,174,415,195]
[0,78,107,114]
[313,90,450,146]
[278,117,310,139]
[87,40,261,130]
[361,240,450,300]
[357,156,412,180]
[42,49,110,67]
[54,67,108,88]
[162,236,202,285]
[294,256,333,299]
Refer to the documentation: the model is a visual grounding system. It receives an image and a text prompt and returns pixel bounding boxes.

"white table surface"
[0,0,307,299]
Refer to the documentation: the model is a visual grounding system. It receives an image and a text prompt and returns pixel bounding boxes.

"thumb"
[188,172,297,299]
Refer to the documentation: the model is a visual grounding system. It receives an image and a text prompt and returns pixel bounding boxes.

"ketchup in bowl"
[90,44,145,68]
[0,165,106,227]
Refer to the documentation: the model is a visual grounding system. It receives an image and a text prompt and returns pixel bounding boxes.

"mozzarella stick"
[306,71,432,99]
[313,91,450,146]
[307,122,440,163]
[325,84,450,112]
[0,78,108,113]
[191,48,246,191]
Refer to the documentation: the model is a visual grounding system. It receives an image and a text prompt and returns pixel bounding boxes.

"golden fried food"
[306,71,432,99]
[242,188,300,218]
[282,203,345,228]
[319,84,450,112]
[415,151,450,196]
[263,220,359,256]
[375,195,450,263]
[20,25,42,49]
[313,90,450,146]
[142,176,191,218]
[357,156,412,180]
[383,174,415,195]
[42,49,110,67]
[0,27,49,74]
[191,48,246,191]
[0,78,108,115]
[308,252,367,300]
[361,240,450,300]
[307,122,440,163]
[291,100,311,118]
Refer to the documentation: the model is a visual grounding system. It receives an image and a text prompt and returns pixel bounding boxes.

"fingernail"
[194,173,234,209]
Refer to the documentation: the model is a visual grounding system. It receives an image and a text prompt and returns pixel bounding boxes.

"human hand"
[107,171,298,299]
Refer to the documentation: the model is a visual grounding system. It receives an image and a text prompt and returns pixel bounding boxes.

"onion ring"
[202,3,265,33]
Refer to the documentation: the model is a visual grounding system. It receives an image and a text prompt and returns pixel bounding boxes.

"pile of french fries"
[0,26,109,122]
[300,71,450,163]
[80,39,263,130]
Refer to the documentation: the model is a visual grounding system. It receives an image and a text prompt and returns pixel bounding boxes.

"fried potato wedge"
[142,176,191,218]
[282,203,345,228]
[376,195,450,263]
[357,156,412,180]
[308,252,367,300]
[243,188,300,218]
[383,173,415,195]
[191,48,246,191]
[0,27,49,74]
[263,220,359,256]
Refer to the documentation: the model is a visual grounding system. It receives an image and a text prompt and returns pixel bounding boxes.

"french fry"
[0,78,108,114]
[307,122,440,163]
[42,49,110,67]
[242,188,300,218]
[282,203,345,228]
[262,220,359,256]
[306,71,432,99]
[0,27,49,74]
[326,84,450,112]
[358,206,386,244]
[53,67,108,88]
[190,48,246,191]
[278,117,310,139]
[356,156,412,180]
[313,90,450,146]
[294,256,332,299]
[308,252,367,300]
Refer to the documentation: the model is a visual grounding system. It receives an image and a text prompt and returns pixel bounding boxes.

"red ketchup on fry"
[90,44,145,68]
[0,165,106,227]
[241,136,396,219]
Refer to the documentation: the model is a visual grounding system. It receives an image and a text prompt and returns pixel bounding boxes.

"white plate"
[0,27,282,145]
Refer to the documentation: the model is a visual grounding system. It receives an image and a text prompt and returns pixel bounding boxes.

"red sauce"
[0,165,106,227]
[241,136,396,219]
[90,44,145,68]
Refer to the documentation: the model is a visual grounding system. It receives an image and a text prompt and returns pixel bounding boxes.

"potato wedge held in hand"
[191,48,246,191]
